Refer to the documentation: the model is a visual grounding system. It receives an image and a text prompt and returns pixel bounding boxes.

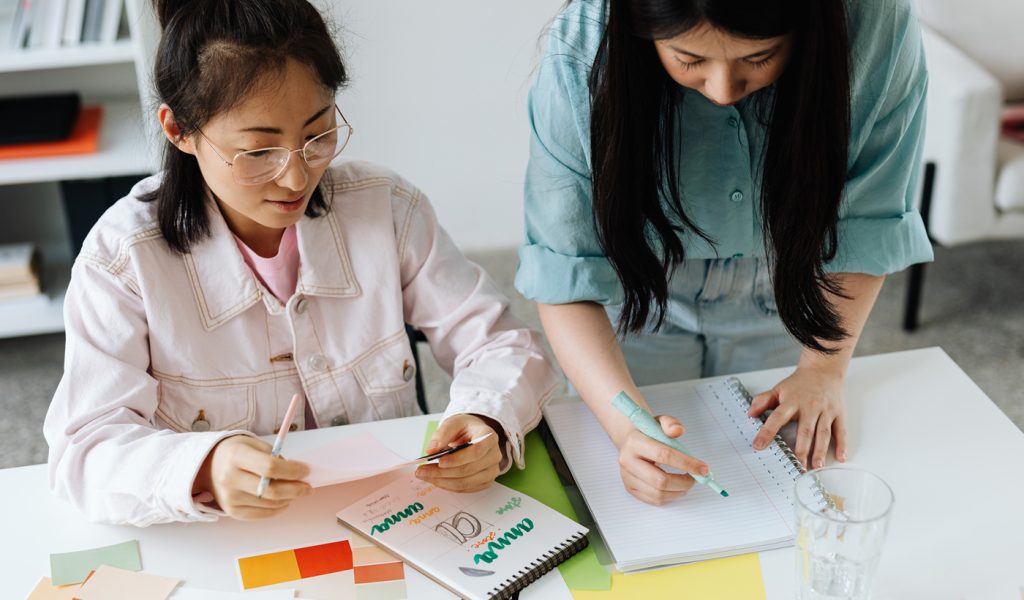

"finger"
[621,454,696,494]
[426,418,470,454]
[620,466,689,506]
[227,505,290,521]
[655,415,684,437]
[748,389,779,418]
[259,478,314,501]
[233,445,310,481]
[833,414,848,462]
[436,434,498,469]
[752,403,797,450]
[631,434,709,477]
[417,448,501,480]
[810,415,833,469]
[428,464,501,492]
[225,471,306,505]
[794,412,820,468]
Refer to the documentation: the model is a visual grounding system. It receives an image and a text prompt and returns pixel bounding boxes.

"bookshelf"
[0,0,159,339]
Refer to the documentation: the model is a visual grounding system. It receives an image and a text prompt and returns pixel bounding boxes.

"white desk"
[2,348,1022,599]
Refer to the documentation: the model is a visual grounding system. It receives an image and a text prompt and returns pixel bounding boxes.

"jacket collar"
[184,198,361,331]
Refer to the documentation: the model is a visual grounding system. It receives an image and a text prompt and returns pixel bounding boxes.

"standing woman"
[517,0,932,506]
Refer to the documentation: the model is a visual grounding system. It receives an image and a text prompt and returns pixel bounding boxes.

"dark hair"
[589,0,851,353]
[143,0,348,253]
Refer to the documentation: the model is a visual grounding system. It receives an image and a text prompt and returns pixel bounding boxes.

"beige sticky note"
[24,576,81,600]
[75,565,180,600]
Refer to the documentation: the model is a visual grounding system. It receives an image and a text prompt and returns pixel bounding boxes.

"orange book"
[0,106,103,160]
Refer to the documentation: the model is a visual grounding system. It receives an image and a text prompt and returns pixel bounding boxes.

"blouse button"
[330,415,348,427]
[727,116,738,127]
[402,360,415,382]
[730,190,744,203]
[294,298,308,314]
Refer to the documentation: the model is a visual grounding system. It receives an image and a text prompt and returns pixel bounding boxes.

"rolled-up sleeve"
[514,13,623,305]
[828,0,934,275]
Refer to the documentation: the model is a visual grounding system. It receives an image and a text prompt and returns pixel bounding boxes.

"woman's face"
[164,58,337,252]
[653,23,794,106]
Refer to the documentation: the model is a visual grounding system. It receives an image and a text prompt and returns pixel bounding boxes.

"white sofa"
[917,0,1024,244]
[901,0,1024,330]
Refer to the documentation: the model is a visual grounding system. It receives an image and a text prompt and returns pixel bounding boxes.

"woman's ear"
[158,104,195,156]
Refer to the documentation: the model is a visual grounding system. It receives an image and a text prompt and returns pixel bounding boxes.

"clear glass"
[795,467,894,600]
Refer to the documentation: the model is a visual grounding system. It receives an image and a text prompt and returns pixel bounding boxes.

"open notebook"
[335,470,589,600]
[544,377,807,572]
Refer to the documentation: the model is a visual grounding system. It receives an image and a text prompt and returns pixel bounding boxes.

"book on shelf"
[0,105,102,159]
[62,0,86,45]
[81,0,103,43]
[99,0,121,44]
[0,243,42,300]
[5,0,30,49]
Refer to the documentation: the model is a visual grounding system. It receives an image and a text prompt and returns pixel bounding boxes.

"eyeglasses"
[197,105,353,186]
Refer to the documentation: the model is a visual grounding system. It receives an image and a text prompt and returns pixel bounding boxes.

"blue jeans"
[607,257,801,385]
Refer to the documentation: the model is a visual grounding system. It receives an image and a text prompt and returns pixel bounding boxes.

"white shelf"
[0,264,69,338]
[0,40,136,74]
[0,100,158,186]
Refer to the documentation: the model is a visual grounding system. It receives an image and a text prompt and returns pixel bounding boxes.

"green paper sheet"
[49,539,142,586]
[422,421,611,591]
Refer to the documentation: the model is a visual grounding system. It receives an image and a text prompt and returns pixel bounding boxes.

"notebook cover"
[0,106,102,159]
[0,93,81,144]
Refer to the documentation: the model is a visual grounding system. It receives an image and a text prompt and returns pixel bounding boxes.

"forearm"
[798,273,885,377]
[537,301,643,447]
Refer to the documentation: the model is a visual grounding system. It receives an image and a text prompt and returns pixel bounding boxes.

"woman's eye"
[747,55,775,69]
[246,150,270,158]
[678,59,704,71]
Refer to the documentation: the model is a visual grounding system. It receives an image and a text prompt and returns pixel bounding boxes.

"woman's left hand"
[747,367,848,469]
[414,414,504,493]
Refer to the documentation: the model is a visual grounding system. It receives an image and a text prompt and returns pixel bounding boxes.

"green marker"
[612,391,729,497]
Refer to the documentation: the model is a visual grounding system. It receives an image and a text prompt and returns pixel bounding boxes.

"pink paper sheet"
[292,432,418,488]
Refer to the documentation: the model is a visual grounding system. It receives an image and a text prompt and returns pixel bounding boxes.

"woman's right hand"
[617,415,710,506]
[194,435,313,520]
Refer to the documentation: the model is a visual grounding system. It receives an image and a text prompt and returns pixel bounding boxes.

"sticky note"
[570,554,766,600]
[49,540,142,586]
[75,565,180,600]
[23,576,81,600]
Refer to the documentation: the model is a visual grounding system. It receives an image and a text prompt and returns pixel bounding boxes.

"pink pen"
[256,393,303,498]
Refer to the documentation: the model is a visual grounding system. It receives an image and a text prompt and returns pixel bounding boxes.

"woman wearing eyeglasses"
[43,0,558,526]
[517,0,933,506]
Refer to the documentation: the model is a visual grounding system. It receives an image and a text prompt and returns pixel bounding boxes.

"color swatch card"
[24,577,81,600]
[335,471,589,600]
[49,540,142,586]
[75,565,180,600]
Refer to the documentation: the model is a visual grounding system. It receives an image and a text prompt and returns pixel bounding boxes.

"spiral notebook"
[544,377,809,572]
[335,470,588,600]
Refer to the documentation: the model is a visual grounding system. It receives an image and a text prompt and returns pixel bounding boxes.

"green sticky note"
[50,540,142,586]
[422,421,611,591]
[498,430,611,591]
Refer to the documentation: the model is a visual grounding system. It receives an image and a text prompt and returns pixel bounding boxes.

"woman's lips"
[266,195,306,212]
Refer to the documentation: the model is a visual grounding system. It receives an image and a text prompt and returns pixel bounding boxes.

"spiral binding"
[487,530,590,599]
[724,377,837,512]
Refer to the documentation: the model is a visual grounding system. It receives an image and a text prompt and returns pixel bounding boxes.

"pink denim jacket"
[44,161,559,526]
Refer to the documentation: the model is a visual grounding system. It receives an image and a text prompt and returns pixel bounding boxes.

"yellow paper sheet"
[570,554,766,600]
[24,577,81,600]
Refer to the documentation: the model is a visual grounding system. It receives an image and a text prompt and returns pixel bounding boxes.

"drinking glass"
[794,467,894,600]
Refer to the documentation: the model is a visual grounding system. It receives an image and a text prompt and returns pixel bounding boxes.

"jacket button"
[191,410,211,432]
[402,360,415,382]
[294,298,308,314]
[330,415,348,427]
[307,354,328,372]
[730,190,744,203]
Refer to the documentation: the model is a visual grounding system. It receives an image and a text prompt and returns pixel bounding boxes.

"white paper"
[171,588,295,599]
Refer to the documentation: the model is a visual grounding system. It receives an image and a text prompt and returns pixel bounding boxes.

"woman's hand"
[194,435,312,520]
[415,414,504,493]
[616,415,709,506]
[748,367,848,469]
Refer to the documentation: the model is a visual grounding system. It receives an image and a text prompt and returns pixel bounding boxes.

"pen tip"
[720,490,729,497]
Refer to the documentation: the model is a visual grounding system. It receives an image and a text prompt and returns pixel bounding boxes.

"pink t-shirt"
[233,226,319,429]
[233,225,299,303]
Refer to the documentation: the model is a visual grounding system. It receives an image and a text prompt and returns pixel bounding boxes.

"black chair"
[405,325,429,414]
[902,162,937,332]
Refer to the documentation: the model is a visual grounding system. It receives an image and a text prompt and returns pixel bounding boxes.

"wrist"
[797,351,849,382]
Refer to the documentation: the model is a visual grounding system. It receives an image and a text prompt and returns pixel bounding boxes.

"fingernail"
[815,459,823,469]
[753,441,763,450]
[701,467,709,477]
[839,452,847,462]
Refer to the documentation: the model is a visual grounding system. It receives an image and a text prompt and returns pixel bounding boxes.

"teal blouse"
[515,0,934,305]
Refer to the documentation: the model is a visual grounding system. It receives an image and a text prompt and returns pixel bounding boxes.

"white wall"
[321,0,561,251]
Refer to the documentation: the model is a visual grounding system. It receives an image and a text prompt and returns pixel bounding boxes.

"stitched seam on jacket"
[394,185,419,266]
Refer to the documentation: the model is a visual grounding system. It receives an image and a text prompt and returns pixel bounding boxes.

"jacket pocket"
[154,379,256,433]
[353,335,419,419]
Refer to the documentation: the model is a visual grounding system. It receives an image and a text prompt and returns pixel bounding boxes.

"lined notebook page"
[544,378,799,571]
